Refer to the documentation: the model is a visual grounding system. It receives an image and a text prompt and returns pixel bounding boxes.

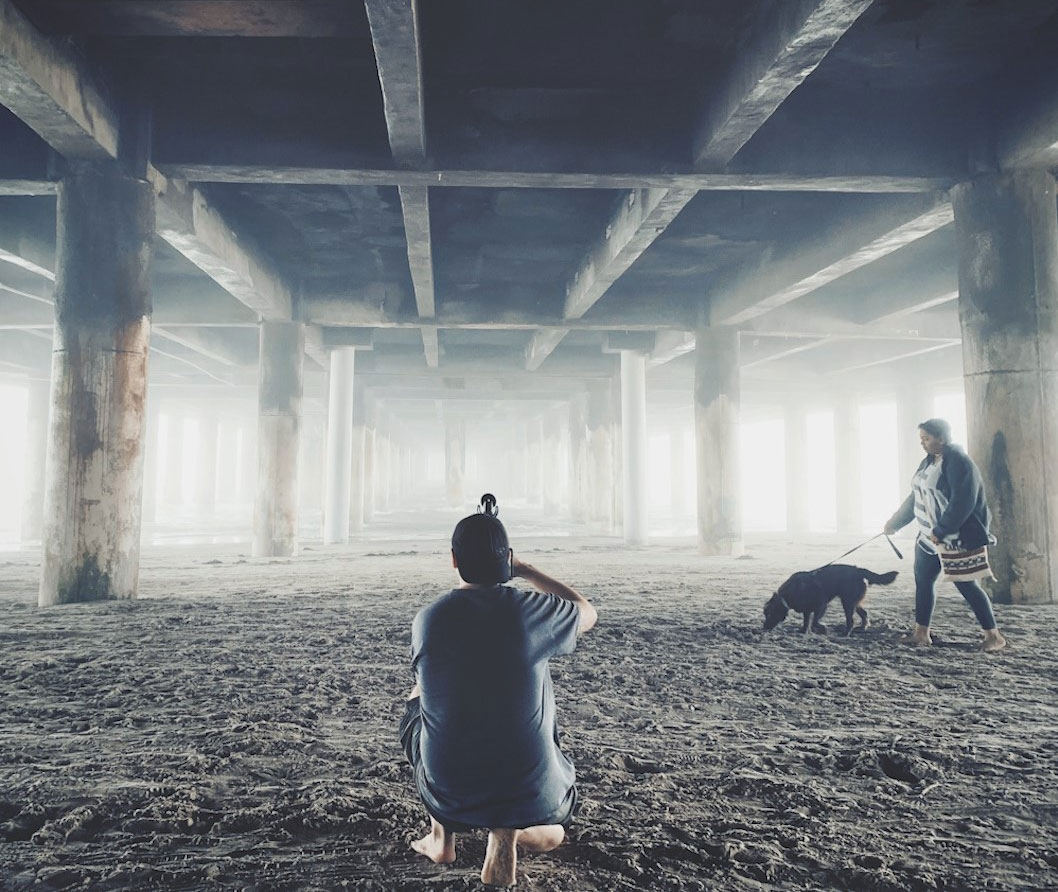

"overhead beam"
[740,306,961,341]
[649,331,695,367]
[157,164,954,195]
[151,326,252,367]
[0,178,56,196]
[0,0,119,159]
[693,0,872,168]
[741,336,835,370]
[824,341,962,375]
[710,194,954,326]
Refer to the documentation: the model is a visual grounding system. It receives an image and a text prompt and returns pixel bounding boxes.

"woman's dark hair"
[918,417,952,443]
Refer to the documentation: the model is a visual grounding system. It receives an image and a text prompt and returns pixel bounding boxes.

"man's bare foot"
[982,629,1007,652]
[481,829,518,887]
[411,818,455,864]
[517,824,564,853]
[901,624,933,646]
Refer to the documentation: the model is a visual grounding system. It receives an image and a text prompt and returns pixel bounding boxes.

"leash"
[813,533,903,572]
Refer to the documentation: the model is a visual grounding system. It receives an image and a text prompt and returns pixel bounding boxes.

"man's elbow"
[578,602,598,634]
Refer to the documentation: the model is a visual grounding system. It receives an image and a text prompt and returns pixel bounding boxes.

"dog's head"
[762,591,789,631]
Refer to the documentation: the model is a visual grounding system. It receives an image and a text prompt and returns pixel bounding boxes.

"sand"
[1,534,1057,891]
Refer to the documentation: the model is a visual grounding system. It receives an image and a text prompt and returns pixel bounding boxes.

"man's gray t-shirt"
[410,585,580,830]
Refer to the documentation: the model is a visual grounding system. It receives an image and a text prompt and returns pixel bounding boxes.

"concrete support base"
[253,321,304,558]
[953,170,1058,604]
[39,164,154,606]
[694,328,743,556]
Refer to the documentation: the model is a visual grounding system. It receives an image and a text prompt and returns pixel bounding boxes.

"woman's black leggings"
[914,542,997,630]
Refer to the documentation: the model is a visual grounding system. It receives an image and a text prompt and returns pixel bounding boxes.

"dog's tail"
[862,569,898,586]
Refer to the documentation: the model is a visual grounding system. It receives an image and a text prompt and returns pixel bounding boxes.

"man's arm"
[512,558,598,634]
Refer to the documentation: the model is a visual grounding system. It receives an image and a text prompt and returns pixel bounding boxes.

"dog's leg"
[811,602,828,634]
[855,606,870,632]
[842,601,855,637]
[800,612,811,634]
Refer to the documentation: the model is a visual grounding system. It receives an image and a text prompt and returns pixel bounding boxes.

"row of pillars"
[28,161,1058,605]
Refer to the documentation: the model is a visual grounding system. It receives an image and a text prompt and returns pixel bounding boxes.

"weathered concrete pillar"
[784,404,810,535]
[363,423,376,523]
[833,397,862,535]
[587,382,615,532]
[163,411,185,506]
[952,170,1058,604]
[620,350,648,545]
[323,347,355,543]
[669,422,690,521]
[569,396,589,523]
[20,379,50,543]
[39,164,154,606]
[252,321,304,557]
[445,417,466,508]
[194,412,219,513]
[694,327,743,556]
[896,382,934,494]
[349,398,366,533]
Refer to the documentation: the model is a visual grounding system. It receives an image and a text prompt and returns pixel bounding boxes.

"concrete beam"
[420,325,439,367]
[0,0,119,160]
[710,194,954,325]
[649,330,695,367]
[0,178,56,196]
[152,325,252,367]
[693,0,872,168]
[741,336,834,370]
[158,163,956,195]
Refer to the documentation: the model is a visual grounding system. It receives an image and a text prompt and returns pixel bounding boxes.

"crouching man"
[399,505,597,886]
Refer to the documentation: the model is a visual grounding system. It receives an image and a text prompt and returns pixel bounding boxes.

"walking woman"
[884,418,1006,651]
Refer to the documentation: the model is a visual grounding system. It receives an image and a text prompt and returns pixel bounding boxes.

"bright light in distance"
[806,411,836,532]
[933,392,968,446]
[859,402,899,534]
[0,384,29,540]
[740,419,786,532]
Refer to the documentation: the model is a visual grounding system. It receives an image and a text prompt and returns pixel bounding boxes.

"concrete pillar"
[363,424,376,524]
[349,399,366,533]
[39,164,154,606]
[620,350,648,545]
[526,419,543,505]
[163,411,184,507]
[253,321,304,557]
[952,170,1058,604]
[376,429,391,512]
[569,396,589,523]
[542,410,563,516]
[298,408,326,538]
[694,327,743,556]
[20,379,50,543]
[669,422,690,521]
[323,347,355,543]
[896,383,934,495]
[833,397,862,535]
[194,412,219,513]
[445,417,466,508]
[784,404,810,535]
[610,374,624,534]
[587,382,615,532]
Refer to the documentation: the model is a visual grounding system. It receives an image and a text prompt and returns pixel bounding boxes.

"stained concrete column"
[39,164,154,606]
[349,399,366,534]
[20,379,50,543]
[363,423,376,523]
[194,412,219,514]
[253,321,304,557]
[896,383,934,496]
[669,422,690,522]
[784,404,810,535]
[445,417,466,508]
[569,395,589,524]
[587,382,615,532]
[952,170,1058,604]
[694,327,742,556]
[323,348,356,543]
[833,397,862,535]
[163,411,185,507]
[620,350,648,545]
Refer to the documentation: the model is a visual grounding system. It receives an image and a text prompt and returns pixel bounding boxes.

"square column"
[39,164,154,606]
[620,350,648,544]
[253,321,304,557]
[694,327,742,556]
[323,347,356,543]
[952,170,1058,604]
[363,422,376,523]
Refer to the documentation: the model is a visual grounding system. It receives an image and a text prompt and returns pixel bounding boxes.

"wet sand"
[1,535,1057,890]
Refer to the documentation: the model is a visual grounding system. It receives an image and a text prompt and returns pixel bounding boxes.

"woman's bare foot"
[517,824,564,853]
[901,624,933,646]
[411,817,456,864]
[982,629,1007,652]
[481,829,518,887]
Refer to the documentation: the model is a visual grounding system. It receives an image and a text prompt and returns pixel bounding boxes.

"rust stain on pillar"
[39,162,154,607]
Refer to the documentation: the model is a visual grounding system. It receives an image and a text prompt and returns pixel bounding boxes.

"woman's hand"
[883,522,897,536]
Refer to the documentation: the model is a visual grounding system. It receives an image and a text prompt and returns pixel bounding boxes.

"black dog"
[762,564,898,636]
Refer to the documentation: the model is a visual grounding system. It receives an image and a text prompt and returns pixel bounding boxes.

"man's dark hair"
[452,513,511,584]
[918,417,952,443]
